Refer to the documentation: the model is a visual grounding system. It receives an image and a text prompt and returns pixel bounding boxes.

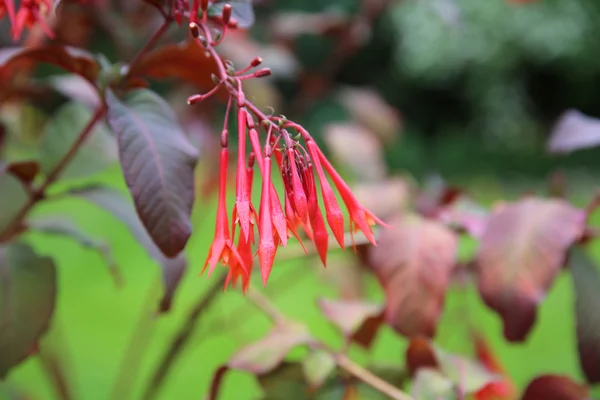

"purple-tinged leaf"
[521,374,590,400]
[229,322,311,375]
[547,109,600,154]
[40,102,117,181]
[367,213,458,338]
[27,215,121,286]
[105,89,198,259]
[476,198,585,342]
[208,0,255,28]
[317,298,384,348]
[48,75,101,110]
[0,45,99,83]
[301,350,335,389]
[69,185,187,313]
[433,346,501,395]
[570,248,600,384]
[0,242,56,378]
[406,337,501,397]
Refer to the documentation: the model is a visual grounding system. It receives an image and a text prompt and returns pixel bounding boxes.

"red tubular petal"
[311,207,329,266]
[288,149,309,224]
[236,108,251,241]
[307,140,345,248]
[248,129,288,246]
[258,155,277,286]
[4,1,16,26]
[204,149,233,273]
[314,145,378,245]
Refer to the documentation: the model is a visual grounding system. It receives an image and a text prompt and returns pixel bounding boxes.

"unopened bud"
[237,90,245,108]
[189,22,200,38]
[253,68,272,78]
[222,4,233,25]
[246,113,255,129]
[248,152,256,168]
[250,57,263,67]
[221,129,229,148]
[187,94,204,105]
[201,0,209,11]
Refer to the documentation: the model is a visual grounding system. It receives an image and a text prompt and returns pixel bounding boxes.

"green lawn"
[2,170,599,400]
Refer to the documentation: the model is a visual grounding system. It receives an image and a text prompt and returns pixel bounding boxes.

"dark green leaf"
[0,242,57,378]
[209,0,255,28]
[27,215,121,286]
[40,102,117,181]
[0,171,29,235]
[229,322,311,374]
[570,248,600,384]
[69,185,187,313]
[105,89,198,258]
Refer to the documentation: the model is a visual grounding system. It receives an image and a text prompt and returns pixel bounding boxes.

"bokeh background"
[2,0,600,399]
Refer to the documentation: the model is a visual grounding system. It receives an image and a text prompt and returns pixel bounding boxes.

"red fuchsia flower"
[309,139,386,247]
[306,140,345,247]
[0,1,16,27]
[187,18,384,288]
[202,142,249,287]
[248,128,288,247]
[233,107,255,241]
[9,0,54,41]
[257,149,277,285]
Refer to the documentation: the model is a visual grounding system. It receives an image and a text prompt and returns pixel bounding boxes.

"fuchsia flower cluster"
[186,2,384,291]
[1,0,53,40]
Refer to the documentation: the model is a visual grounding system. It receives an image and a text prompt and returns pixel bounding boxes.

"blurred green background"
[3,0,600,399]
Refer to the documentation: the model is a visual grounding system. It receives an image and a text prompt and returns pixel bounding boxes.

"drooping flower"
[202,146,248,283]
[9,0,54,41]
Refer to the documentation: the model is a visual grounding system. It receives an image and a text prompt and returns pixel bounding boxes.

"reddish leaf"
[0,45,99,83]
[475,198,585,341]
[367,213,458,338]
[0,243,57,378]
[5,161,39,185]
[106,89,198,258]
[69,185,188,313]
[570,248,600,384]
[229,322,311,375]
[317,298,384,348]
[406,336,438,376]
[521,375,589,400]
[407,338,501,398]
[547,109,600,154]
[129,41,224,99]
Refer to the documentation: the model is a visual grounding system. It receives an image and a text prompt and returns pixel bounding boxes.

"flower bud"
[222,4,233,25]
